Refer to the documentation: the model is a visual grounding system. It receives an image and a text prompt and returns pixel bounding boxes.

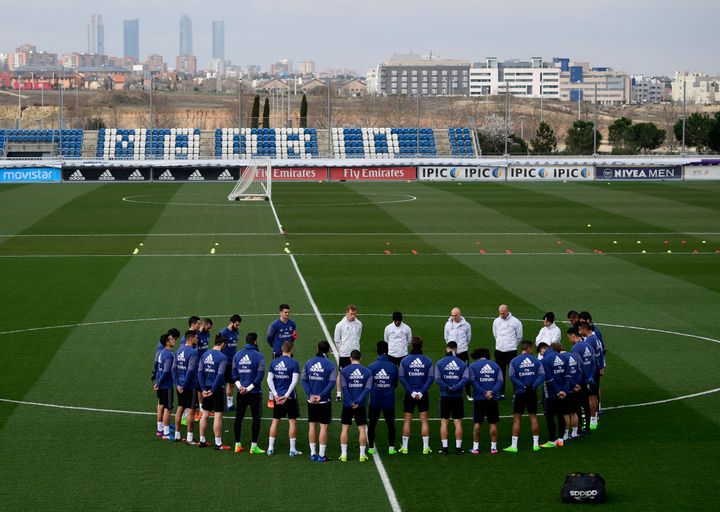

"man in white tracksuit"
[334,304,362,401]
[384,311,412,366]
[492,304,523,399]
[444,307,472,399]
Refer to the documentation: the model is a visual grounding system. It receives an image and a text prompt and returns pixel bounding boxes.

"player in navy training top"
[179,316,201,345]
[301,341,336,462]
[367,341,399,455]
[197,335,230,450]
[153,334,176,439]
[435,341,470,455]
[172,330,199,444]
[196,318,213,357]
[504,340,544,452]
[339,350,372,462]
[537,341,567,447]
[557,341,582,440]
[468,348,503,454]
[267,341,302,456]
[398,336,434,454]
[219,314,241,411]
[266,304,298,404]
[231,332,266,454]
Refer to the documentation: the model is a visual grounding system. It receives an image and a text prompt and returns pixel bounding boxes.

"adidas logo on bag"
[218,169,233,181]
[409,358,425,369]
[128,169,145,181]
[309,362,324,373]
[68,170,85,181]
[479,363,494,374]
[519,358,535,369]
[98,170,115,181]
[158,170,174,181]
[188,170,204,181]
[445,360,460,371]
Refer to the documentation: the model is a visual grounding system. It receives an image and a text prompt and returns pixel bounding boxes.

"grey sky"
[1,0,717,76]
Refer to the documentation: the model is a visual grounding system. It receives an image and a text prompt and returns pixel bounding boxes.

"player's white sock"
[571,427,578,437]
[268,437,276,451]
[341,444,348,457]
[227,396,233,407]
[360,445,366,456]
[472,441,479,450]
[533,435,539,448]
[290,438,297,452]
[268,391,274,401]
[389,445,395,451]
[251,442,258,449]
[187,432,194,443]
[563,429,570,441]
[215,437,222,447]
[163,425,170,435]
[157,421,163,431]
[200,436,206,443]
[402,436,409,450]
[490,441,497,451]
[175,430,181,440]
[455,440,462,449]
[319,444,326,457]
[309,443,317,456]
[590,416,598,427]
[182,410,188,419]
[422,436,430,450]
[511,436,518,449]
[441,439,448,448]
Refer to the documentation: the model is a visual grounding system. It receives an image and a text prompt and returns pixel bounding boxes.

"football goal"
[227,159,272,201]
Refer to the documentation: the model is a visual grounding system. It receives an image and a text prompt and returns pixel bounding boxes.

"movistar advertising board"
[1,167,61,183]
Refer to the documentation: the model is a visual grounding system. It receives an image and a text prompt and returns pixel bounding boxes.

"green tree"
[529,121,557,155]
[84,117,106,130]
[708,112,720,153]
[674,112,713,152]
[507,134,528,155]
[564,120,601,155]
[628,122,666,153]
[299,94,308,128]
[250,95,260,129]
[608,117,634,154]
[262,97,270,129]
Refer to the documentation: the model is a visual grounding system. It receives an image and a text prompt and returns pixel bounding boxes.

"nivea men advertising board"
[506,166,593,181]
[595,165,682,181]
[418,166,505,181]
[683,165,720,181]
[152,166,241,182]
[63,166,152,182]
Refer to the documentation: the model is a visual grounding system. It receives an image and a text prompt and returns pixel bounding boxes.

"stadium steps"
[82,130,98,159]
[435,129,453,157]
[200,130,215,159]
[316,129,332,158]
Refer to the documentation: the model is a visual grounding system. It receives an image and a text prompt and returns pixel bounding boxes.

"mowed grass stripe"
[597,181,720,213]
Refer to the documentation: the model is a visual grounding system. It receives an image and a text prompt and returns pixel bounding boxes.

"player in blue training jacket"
[538,342,567,448]
[153,333,176,439]
[197,335,230,450]
[219,314,242,411]
[571,326,596,434]
[266,304,298,404]
[172,330,199,444]
[559,341,583,441]
[399,336,434,454]
[178,316,201,345]
[301,340,336,462]
[196,318,213,357]
[267,341,302,456]
[232,332,266,455]
[435,341,470,455]
[504,340,545,453]
[579,311,607,418]
[579,321,604,430]
[339,350,372,462]
[468,348,503,455]
[367,341,399,456]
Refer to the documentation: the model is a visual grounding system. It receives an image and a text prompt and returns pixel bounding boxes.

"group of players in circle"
[151,304,606,462]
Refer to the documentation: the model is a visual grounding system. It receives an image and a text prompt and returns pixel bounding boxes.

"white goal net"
[227,159,272,201]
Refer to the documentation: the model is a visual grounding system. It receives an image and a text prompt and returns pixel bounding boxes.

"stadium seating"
[448,127,475,157]
[0,129,83,158]
[214,128,319,159]
[332,128,437,158]
[96,128,201,160]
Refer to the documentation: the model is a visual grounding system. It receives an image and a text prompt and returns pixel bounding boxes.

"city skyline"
[0,1,718,76]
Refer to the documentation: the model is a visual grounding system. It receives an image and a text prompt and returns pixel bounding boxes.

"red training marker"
[664,240,669,244]
[479,249,487,254]
[384,250,391,255]
[693,249,700,254]
[411,249,418,255]
[386,241,391,246]
[681,240,687,244]
[566,249,575,254]
[556,241,563,245]
[505,249,512,254]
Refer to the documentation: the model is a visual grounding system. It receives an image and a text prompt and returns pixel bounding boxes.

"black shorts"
[587,380,599,396]
[202,389,226,413]
[224,365,234,384]
[157,388,174,409]
[456,351,469,363]
[440,396,464,420]
[561,393,577,415]
[473,400,500,424]
[513,389,538,415]
[403,392,430,414]
[341,405,367,426]
[339,356,352,369]
[307,402,332,424]
[388,355,404,367]
[273,398,300,420]
[177,387,198,409]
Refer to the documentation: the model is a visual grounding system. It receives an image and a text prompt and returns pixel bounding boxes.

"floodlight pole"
[17,76,21,128]
[540,77,544,124]
[681,76,686,155]
[504,81,509,157]
[327,81,332,156]
[416,88,420,157]
[238,76,242,128]
[593,82,598,156]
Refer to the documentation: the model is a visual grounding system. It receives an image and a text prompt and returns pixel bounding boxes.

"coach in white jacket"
[492,304,523,398]
[444,307,473,398]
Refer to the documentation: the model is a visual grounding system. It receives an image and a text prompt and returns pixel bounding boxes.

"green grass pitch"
[0,180,719,511]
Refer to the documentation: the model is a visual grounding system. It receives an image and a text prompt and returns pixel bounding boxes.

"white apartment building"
[672,72,720,104]
[469,57,561,98]
[631,75,670,104]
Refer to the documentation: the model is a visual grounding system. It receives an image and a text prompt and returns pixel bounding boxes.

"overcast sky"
[1,0,717,76]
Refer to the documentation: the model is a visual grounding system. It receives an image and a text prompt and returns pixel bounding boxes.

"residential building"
[558,60,630,105]
[672,72,720,104]
[298,61,315,76]
[176,54,197,75]
[469,57,560,98]
[146,54,166,73]
[377,54,470,96]
[9,45,57,71]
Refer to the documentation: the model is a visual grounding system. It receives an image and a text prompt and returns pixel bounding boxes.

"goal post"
[227,159,272,201]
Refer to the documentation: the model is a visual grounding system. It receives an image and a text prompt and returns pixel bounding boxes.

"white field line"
[2,231,720,238]
[271,197,401,512]
[1,387,718,421]
[121,193,417,208]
